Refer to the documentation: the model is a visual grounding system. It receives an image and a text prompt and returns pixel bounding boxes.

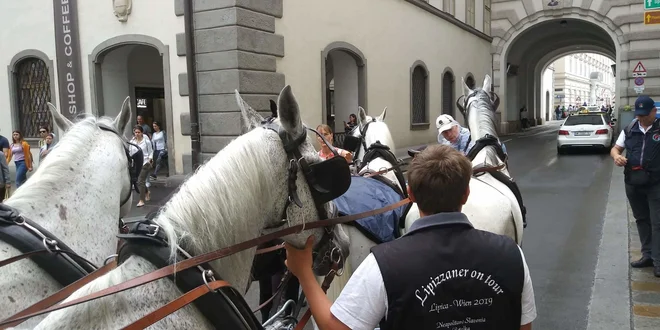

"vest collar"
[405,212,473,236]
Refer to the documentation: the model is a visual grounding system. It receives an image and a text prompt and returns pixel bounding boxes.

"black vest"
[624,119,660,172]
[371,213,524,330]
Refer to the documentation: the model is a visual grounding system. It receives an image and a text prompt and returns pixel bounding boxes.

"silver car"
[557,113,615,154]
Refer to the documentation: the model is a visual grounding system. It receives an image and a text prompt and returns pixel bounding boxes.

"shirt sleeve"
[0,152,10,184]
[330,253,388,330]
[517,246,537,325]
[615,130,625,148]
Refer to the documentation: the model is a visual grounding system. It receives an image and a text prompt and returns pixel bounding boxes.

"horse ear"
[357,106,368,124]
[377,107,387,121]
[461,77,472,97]
[277,85,303,137]
[47,102,73,132]
[269,99,278,118]
[113,96,132,135]
[482,75,492,93]
[235,90,264,134]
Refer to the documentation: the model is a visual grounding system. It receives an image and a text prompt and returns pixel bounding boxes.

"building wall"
[541,65,554,122]
[276,0,493,149]
[552,53,615,108]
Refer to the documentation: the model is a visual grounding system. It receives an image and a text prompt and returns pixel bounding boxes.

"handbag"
[625,167,652,186]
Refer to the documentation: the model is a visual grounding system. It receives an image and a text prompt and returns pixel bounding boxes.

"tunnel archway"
[493,11,623,133]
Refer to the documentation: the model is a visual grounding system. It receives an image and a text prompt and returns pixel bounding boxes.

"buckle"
[146,224,160,237]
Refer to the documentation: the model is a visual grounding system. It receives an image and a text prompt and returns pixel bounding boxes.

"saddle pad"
[332,176,406,243]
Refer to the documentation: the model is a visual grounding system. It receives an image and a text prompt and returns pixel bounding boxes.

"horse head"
[345,106,395,163]
[235,86,351,276]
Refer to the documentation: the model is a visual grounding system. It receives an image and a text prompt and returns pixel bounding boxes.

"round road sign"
[635,77,645,86]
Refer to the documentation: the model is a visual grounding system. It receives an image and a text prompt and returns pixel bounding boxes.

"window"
[466,0,475,27]
[483,0,491,35]
[465,75,476,89]
[443,0,455,16]
[411,63,429,128]
[14,58,53,138]
[563,115,605,126]
[442,71,455,115]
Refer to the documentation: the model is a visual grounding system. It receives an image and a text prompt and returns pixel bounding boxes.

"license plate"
[574,131,591,136]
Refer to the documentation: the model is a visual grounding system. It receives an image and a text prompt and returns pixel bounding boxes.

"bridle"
[455,89,501,130]
[343,117,377,165]
[97,124,139,208]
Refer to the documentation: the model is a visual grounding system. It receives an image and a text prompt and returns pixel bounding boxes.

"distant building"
[552,53,615,108]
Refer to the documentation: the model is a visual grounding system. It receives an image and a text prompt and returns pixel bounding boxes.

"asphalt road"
[503,122,615,329]
[126,121,615,329]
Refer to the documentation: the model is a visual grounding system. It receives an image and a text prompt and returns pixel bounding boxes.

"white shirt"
[614,122,652,148]
[330,247,537,330]
[152,131,166,151]
[130,136,153,165]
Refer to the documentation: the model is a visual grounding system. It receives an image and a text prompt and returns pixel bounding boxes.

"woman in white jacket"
[130,125,153,207]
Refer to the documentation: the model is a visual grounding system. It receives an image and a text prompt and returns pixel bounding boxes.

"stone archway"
[321,42,367,134]
[489,2,637,133]
[89,34,175,177]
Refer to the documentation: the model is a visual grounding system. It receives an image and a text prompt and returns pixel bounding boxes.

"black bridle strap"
[0,248,96,269]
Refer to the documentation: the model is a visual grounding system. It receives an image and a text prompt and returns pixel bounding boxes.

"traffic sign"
[633,61,647,73]
[633,72,648,78]
[645,10,660,24]
[645,0,660,10]
[635,77,645,86]
[635,86,646,95]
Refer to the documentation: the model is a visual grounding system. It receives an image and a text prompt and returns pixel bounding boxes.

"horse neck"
[153,131,285,291]
[472,146,511,177]
[4,136,127,265]
[363,158,401,191]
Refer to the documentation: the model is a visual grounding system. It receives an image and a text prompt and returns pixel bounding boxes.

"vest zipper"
[641,131,647,167]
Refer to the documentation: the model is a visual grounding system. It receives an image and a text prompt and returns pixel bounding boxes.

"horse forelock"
[466,88,498,140]
[7,116,127,208]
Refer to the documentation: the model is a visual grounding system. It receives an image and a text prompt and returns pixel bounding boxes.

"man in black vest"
[611,95,660,277]
[286,144,536,330]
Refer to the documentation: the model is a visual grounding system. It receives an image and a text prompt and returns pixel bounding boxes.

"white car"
[557,113,615,154]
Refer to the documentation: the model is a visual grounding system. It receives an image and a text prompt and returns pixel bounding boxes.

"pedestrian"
[611,95,660,277]
[129,125,153,207]
[150,121,168,179]
[0,149,10,201]
[316,124,352,162]
[285,144,537,330]
[0,131,9,160]
[6,130,33,187]
[136,115,152,139]
[39,133,56,163]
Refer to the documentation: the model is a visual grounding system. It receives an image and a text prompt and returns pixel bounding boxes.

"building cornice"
[404,0,493,42]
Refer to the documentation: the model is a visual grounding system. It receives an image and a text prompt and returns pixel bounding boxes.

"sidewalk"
[629,205,660,328]
[123,179,180,219]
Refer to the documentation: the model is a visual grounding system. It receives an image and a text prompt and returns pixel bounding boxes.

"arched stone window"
[9,54,54,138]
[465,74,476,89]
[442,69,455,116]
[410,61,429,129]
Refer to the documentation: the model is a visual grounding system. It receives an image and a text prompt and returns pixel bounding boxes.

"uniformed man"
[285,144,537,330]
[611,95,660,277]
[436,114,507,156]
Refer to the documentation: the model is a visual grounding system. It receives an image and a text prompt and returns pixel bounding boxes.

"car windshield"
[564,115,603,126]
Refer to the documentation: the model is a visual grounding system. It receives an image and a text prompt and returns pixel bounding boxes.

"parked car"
[557,113,615,154]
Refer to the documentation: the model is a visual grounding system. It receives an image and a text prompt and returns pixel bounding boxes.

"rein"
[0,197,411,328]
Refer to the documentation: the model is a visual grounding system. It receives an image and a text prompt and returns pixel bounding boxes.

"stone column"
[175,0,285,173]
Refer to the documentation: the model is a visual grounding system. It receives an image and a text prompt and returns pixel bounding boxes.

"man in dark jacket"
[286,144,536,330]
[611,95,660,277]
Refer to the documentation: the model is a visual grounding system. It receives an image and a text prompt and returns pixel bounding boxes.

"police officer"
[611,95,660,277]
[285,144,537,330]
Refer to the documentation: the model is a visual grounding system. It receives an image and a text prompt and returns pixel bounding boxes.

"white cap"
[436,114,458,133]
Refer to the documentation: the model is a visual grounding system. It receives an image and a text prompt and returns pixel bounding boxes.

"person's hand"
[613,155,627,167]
[28,167,33,172]
[5,183,10,189]
[285,235,315,280]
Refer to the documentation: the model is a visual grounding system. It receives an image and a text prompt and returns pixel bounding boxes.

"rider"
[436,114,507,156]
[285,145,536,330]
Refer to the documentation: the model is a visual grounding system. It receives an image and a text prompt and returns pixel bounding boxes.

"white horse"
[0,98,134,328]
[28,86,351,329]
[323,75,525,313]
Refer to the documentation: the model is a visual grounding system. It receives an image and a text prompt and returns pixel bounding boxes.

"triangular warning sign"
[633,61,647,73]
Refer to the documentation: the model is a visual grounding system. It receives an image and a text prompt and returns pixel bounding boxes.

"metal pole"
[184,0,201,171]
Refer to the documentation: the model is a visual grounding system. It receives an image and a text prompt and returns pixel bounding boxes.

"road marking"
[546,156,557,167]
[502,139,512,143]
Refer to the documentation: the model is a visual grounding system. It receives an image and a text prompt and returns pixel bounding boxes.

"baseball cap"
[436,114,458,133]
[634,95,656,116]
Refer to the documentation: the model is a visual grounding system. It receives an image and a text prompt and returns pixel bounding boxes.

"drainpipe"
[184,0,201,171]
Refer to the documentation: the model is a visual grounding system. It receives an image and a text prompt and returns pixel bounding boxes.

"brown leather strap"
[473,163,506,175]
[0,198,410,326]
[120,280,231,330]
[252,271,292,313]
[2,260,117,328]
[255,243,285,255]
[293,263,339,330]
[0,249,96,269]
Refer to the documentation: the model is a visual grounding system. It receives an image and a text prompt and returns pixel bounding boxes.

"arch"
[88,34,175,177]
[441,67,455,116]
[7,50,57,141]
[320,41,367,125]
[410,60,430,130]
[464,73,476,89]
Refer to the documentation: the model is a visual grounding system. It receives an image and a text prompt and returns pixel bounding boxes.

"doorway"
[135,87,167,177]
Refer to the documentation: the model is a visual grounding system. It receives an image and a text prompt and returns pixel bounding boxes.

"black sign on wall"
[53,0,85,120]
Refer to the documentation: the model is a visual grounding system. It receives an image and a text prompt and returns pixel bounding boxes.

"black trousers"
[626,182,660,266]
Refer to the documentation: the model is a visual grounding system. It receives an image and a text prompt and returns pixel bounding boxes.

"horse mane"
[466,88,499,140]
[363,120,396,151]
[154,127,281,262]
[7,115,118,209]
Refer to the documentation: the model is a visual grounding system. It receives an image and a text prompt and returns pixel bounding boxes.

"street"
[125,121,623,329]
